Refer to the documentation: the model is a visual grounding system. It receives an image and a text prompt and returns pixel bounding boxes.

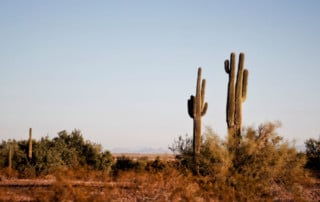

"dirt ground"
[1,171,320,201]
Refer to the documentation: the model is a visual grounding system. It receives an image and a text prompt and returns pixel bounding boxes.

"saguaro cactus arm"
[201,102,208,116]
[242,69,249,101]
[187,95,195,118]
[200,79,208,116]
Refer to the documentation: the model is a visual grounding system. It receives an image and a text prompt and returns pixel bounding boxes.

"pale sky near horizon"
[1,1,320,151]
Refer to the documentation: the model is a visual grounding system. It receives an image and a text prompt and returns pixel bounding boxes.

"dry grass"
[1,162,320,201]
[0,166,218,201]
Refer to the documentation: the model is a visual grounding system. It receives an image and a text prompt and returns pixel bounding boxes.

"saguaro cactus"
[224,53,248,147]
[8,143,12,172]
[188,67,208,158]
[28,128,32,159]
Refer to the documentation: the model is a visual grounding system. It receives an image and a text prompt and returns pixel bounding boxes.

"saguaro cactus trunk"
[28,128,32,159]
[8,143,12,172]
[188,67,208,171]
[224,53,249,149]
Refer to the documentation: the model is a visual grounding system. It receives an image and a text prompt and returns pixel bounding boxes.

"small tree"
[305,137,320,170]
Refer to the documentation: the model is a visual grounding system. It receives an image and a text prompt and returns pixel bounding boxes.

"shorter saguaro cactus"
[8,143,12,172]
[224,52,249,148]
[188,67,208,158]
[28,128,32,159]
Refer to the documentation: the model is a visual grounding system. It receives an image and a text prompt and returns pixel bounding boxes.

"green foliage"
[112,156,146,172]
[0,130,113,176]
[0,141,10,168]
[112,156,168,175]
[170,130,227,176]
[197,129,228,177]
[145,157,167,172]
[169,134,194,172]
[305,137,320,170]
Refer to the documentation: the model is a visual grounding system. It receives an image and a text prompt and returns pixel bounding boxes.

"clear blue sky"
[1,1,319,151]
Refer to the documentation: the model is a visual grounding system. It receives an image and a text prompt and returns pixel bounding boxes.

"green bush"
[169,134,194,172]
[112,156,146,172]
[0,130,113,177]
[170,129,227,177]
[305,137,320,170]
[145,157,167,172]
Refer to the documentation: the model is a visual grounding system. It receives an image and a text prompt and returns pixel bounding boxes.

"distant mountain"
[111,146,171,154]
[296,144,305,152]
[111,145,306,154]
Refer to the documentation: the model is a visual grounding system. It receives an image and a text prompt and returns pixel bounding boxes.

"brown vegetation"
[0,162,320,201]
[1,123,320,201]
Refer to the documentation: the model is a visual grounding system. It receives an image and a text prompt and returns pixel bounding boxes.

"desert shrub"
[97,150,113,172]
[0,140,34,177]
[170,130,227,177]
[305,137,320,170]
[171,122,310,201]
[0,130,113,177]
[112,156,146,172]
[197,129,228,177]
[0,141,10,168]
[53,130,108,169]
[169,134,195,173]
[226,122,308,200]
[32,136,65,175]
[145,156,167,172]
[105,167,203,201]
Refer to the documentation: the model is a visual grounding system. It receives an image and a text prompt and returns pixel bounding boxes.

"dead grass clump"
[105,167,206,201]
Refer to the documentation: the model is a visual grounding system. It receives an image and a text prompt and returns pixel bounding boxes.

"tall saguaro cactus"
[188,67,208,158]
[224,53,249,147]
[28,128,32,159]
